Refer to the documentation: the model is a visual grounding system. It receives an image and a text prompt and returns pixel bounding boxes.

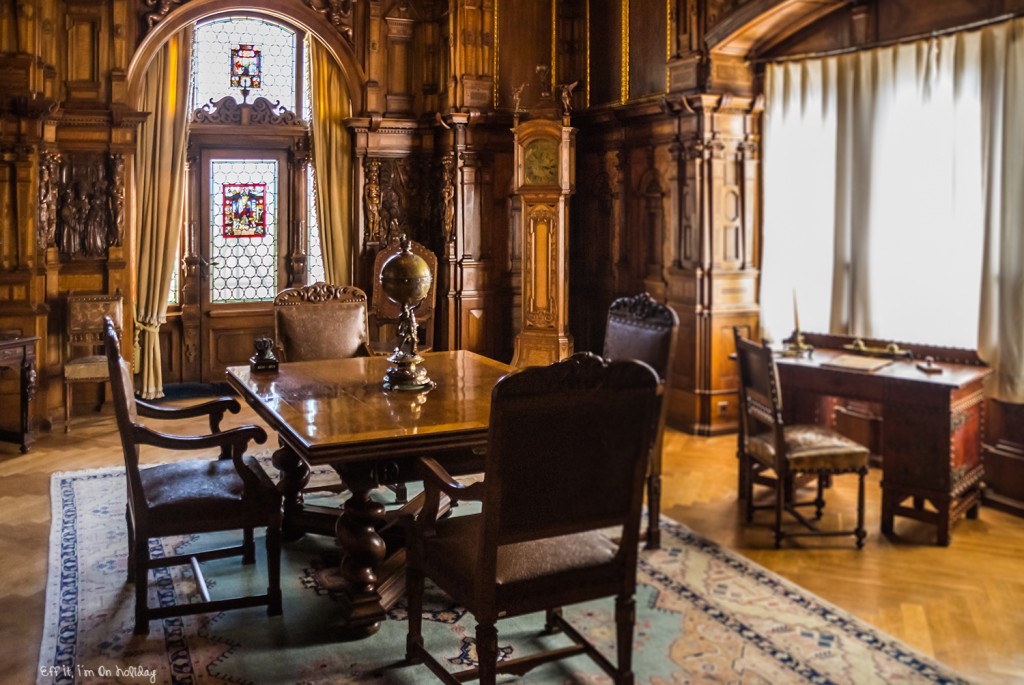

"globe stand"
[382,304,434,392]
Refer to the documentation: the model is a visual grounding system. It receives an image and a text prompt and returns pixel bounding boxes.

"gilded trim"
[621,0,629,102]
[666,0,672,91]
[551,0,557,90]
[494,0,500,108]
[585,0,591,108]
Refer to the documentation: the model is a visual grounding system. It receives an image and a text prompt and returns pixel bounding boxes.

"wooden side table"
[0,335,39,453]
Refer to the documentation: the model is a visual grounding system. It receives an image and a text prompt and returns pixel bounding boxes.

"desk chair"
[370,237,438,354]
[733,328,870,548]
[603,291,678,549]
[104,316,282,635]
[64,292,122,431]
[405,352,660,685]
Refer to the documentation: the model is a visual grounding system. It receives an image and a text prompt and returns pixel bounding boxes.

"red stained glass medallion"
[222,183,267,238]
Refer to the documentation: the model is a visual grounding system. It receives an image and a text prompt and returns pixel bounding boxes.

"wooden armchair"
[733,328,870,548]
[272,282,372,362]
[602,291,679,549]
[370,238,438,353]
[103,316,283,635]
[405,352,660,685]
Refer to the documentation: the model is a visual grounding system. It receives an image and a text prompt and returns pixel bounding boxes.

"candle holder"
[782,329,814,358]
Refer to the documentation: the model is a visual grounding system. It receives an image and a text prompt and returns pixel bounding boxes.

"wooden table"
[0,335,38,453]
[226,350,510,635]
[775,346,990,546]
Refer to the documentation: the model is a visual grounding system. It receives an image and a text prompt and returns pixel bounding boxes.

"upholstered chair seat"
[64,355,108,379]
[748,426,870,472]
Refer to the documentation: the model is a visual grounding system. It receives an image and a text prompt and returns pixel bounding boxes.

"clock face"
[523,139,559,186]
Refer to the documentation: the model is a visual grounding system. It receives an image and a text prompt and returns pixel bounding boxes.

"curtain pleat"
[134,28,193,399]
[978,18,1024,402]
[309,38,353,286]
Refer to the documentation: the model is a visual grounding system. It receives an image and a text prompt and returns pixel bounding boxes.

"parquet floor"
[2,404,1023,684]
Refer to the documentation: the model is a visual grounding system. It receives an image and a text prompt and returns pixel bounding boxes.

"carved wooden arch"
[705,0,853,59]
[124,0,365,112]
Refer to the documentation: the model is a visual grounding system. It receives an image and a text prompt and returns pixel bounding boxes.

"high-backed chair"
[273,282,372,362]
[370,237,438,353]
[103,316,283,635]
[602,291,678,550]
[64,292,123,431]
[733,328,870,548]
[405,352,660,685]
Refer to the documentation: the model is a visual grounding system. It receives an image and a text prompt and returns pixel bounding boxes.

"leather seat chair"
[405,352,660,685]
[370,237,438,354]
[103,316,283,634]
[602,291,678,549]
[64,292,123,431]
[733,327,870,548]
[273,282,372,362]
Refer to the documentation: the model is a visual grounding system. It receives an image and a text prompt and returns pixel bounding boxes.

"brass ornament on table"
[782,290,813,358]
[842,337,913,359]
[379,236,435,392]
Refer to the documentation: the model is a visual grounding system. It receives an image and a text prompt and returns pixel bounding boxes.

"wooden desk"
[226,350,509,635]
[0,335,38,453]
[775,347,990,546]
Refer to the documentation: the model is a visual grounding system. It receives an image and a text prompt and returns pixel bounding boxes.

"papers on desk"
[821,354,894,373]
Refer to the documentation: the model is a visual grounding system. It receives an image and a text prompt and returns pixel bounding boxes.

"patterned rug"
[38,464,971,685]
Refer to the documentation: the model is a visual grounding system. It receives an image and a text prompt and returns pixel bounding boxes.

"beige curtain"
[309,38,354,285]
[134,28,192,399]
[979,17,1024,402]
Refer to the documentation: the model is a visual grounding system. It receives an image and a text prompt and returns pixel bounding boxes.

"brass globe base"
[382,351,435,392]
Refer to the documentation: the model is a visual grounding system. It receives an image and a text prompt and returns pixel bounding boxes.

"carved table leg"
[19,355,36,454]
[334,464,388,637]
[881,488,895,536]
[271,446,310,540]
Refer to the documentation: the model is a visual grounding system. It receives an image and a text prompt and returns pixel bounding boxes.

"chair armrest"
[136,396,241,432]
[132,424,270,492]
[416,457,484,533]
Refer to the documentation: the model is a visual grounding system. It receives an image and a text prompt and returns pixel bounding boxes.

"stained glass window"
[210,159,278,302]
[193,18,296,110]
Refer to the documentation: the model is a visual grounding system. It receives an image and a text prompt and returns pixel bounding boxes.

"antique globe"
[379,237,435,392]
[379,240,432,307]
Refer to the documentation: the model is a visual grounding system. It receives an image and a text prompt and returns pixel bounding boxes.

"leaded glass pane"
[193,18,297,111]
[307,163,325,284]
[210,159,278,302]
[168,250,179,305]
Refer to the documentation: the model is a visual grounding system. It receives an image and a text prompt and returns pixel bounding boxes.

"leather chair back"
[273,283,370,362]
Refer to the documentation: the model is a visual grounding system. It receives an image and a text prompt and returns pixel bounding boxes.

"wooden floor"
[2,404,1023,684]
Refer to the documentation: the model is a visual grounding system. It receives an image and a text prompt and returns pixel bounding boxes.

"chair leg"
[125,506,136,583]
[543,607,563,634]
[742,454,755,523]
[855,467,867,549]
[405,566,424,664]
[266,524,283,616]
[645,473,661,550]
[615,595,636,685]
[133,537,150,635]
[475,621,498,685]
[814,473,826,519]
[64,383,71,433]
[773,469,785,548]
[242,527,256,564]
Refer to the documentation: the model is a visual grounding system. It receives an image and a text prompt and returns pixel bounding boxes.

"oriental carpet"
[38,463,970,684]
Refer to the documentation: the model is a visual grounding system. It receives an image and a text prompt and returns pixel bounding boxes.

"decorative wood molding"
[191,96,302,126]
[303,0,355,45]
[56,152,122,259]
[274,282,366,305]
[36,152,59,251]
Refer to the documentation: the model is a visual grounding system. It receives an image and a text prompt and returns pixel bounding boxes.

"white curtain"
[762,25,997,352]
[978,18,1024,402]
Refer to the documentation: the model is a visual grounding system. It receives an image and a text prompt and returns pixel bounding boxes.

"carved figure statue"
[441,158,455,244]
[560,80,579,116]
[59,185,78,257]
[84,180,109,257]
[511,82,526,113]
[107,155,125,246]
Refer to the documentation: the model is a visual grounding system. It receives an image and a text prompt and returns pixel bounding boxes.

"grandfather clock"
[511,85,576,368]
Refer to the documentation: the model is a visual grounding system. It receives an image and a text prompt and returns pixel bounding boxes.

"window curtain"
[309,38,353,285]
[134,28,193,399]
[764,31,987,349]
[978,18,1024,402]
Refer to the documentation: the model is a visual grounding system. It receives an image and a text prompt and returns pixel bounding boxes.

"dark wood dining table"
[226,350,510,636]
